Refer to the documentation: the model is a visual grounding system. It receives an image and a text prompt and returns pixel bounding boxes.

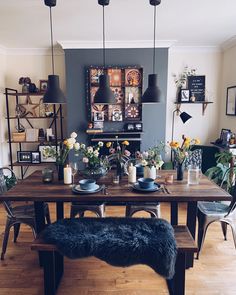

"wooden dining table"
[0,170,231,268]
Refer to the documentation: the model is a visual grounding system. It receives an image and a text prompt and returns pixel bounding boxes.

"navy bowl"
[138,178,155,189]
[79,179,96,190]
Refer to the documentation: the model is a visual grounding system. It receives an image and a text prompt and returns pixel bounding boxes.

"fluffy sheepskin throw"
[42,217,177,279]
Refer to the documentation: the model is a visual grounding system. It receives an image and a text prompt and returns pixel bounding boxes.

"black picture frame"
[226,86,236,116]
[187,75,205,101]
[17,151,32,163]
[31,151,41,164]
[220,128,231,145]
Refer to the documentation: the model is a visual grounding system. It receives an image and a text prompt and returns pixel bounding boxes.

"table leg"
[56,202,64,220]
[171,202,178,225]
[34,201,46,234]
[186,201,197,268]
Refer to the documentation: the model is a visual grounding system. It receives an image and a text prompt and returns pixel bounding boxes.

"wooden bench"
[31,225,197,295]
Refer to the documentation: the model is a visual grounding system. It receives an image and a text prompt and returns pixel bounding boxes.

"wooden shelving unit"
[5,88,64,179]
[174,101,213,115]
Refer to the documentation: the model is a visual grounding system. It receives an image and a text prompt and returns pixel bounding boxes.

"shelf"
[4,92,46,96]
[87,131,143,135]
[6,116,64,119]
[12,162,54,167]
[91,138,142,142]
[8,140,62,144]
[174,101,213,115]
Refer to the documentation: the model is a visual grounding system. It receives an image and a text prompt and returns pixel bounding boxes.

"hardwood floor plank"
[0,203,235,294]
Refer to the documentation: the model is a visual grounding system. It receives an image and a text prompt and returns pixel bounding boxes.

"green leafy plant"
[205,151,235,192]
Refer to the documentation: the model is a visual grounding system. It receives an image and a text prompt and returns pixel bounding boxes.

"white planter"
[144,166,156,180]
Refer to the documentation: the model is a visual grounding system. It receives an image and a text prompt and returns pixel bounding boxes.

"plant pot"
[143,166,156,180]
[176,162,184,181]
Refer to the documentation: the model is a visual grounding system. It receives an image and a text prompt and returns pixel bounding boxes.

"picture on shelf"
[39,145,59,163]
[94,111,104,122]
[39,80,48,93]
[187,75,205,101]
[180,89,190,102]
[17,151,32,163]
[31,151,41,164]
[226,86,236,116]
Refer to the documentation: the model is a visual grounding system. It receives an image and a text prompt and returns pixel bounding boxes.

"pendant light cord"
[49,7,55,75]
[103,5,106,69]
[153,5,157,74]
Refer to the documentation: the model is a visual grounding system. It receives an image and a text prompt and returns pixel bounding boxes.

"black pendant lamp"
[43,0,66,104]
[142,0,161,104]
[94,0,115,104]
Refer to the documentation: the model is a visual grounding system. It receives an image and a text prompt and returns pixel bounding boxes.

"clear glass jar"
[187,165,200,185]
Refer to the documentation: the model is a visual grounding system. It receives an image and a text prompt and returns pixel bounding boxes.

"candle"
[64,165,72,184]
[128,163,136,184]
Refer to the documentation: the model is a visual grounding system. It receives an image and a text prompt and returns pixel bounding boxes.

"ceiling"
[0,0,236,49]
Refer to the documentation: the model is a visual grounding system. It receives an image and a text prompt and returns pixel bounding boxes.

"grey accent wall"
[65,48,168,151]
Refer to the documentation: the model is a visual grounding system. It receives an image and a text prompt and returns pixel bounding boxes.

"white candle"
[64,165,72,184]
[128,163,136,184]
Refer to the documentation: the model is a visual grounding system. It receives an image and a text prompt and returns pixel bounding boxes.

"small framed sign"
[17,151,32,163]
[180,89,190,102]
[188,75,205,101]
[31,151,41,164]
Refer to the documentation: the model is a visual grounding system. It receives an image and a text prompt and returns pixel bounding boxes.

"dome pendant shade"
[43,75,66,104]
[180,111,192,123]
[94,74,115,104]
[142,74,161,103]
[44,0,57,7]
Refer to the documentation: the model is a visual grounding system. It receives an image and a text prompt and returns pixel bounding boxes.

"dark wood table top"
[0,170,231,203]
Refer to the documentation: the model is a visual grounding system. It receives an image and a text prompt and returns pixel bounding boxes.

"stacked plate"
[72,184,102,195]
[132,182,161,192]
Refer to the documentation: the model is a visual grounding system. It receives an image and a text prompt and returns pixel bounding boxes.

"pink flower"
[124,150,131,157]
[117,146,121,151]
[109,148,115,154]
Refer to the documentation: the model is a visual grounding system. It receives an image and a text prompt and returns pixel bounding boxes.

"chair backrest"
[0,167,17,217]
[226,184,236,216]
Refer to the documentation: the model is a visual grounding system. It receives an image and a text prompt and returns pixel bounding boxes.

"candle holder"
[42,168,54,183]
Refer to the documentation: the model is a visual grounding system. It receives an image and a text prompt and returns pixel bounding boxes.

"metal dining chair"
[197,169,236,259]
[0,167,51,260]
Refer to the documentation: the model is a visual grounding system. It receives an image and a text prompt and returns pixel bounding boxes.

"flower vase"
[176,162,184,181]
[116,160,124,179]
[177,86,182,102]
[144,166,157,180]
[57,164,64,181]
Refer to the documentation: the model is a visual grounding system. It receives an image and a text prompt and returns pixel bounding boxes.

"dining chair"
[197,172,236,259]
[0,167,51,260]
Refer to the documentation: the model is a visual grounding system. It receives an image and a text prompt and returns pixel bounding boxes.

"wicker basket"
[12,132,26,142]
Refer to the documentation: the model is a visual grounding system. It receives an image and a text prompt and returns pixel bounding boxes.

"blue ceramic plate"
[72,184,102,194]
[132,183,161,192]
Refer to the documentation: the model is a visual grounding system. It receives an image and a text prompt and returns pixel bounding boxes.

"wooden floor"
[0,202,235,295]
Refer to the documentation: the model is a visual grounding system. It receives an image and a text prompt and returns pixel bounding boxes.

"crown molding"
[6,47,64,56]
[169,45,222,53]
[58,40,177,49]
[221,36,236,51]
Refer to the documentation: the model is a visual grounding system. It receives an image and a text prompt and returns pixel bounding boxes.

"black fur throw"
[42,217,177,279]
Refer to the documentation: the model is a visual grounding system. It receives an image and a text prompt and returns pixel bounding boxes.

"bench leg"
[55,252,64,290]
[42,251,57,295]
[166,252,186,295]
[171,202,178,226]
[186,201,197,268]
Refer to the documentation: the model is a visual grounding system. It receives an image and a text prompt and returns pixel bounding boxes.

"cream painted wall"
[166,48,222,148]
[219,45,236,133]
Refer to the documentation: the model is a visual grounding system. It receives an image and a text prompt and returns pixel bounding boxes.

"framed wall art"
[87,66,143,124]
[226,86,236,116]
[17,151,32,163]
[39,145,59,163]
